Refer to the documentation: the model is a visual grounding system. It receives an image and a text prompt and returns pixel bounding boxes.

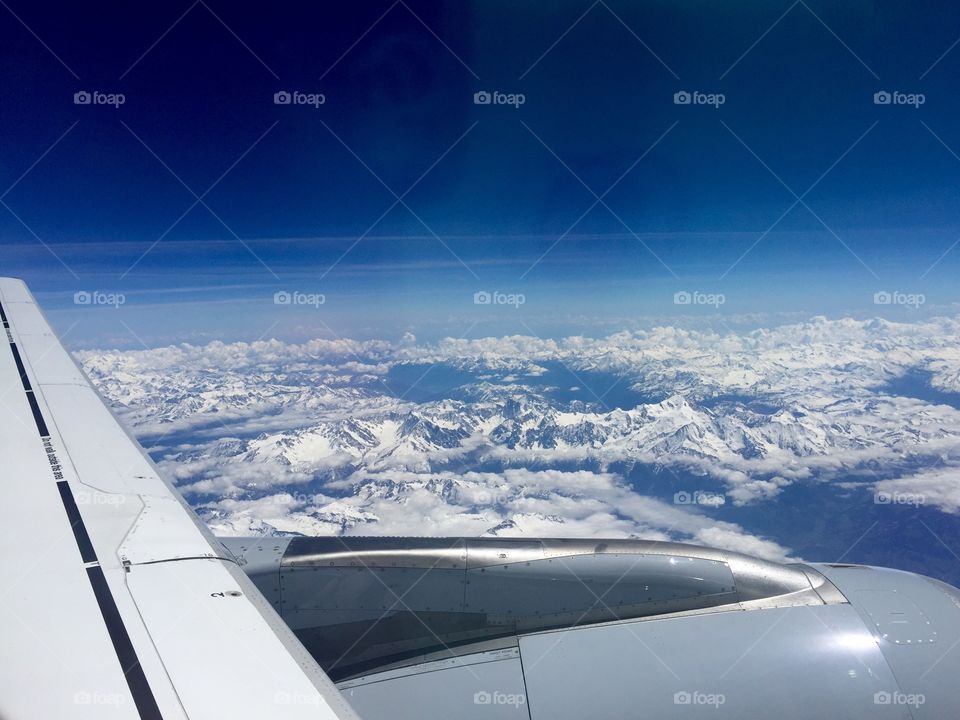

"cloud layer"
[77,315,960,561]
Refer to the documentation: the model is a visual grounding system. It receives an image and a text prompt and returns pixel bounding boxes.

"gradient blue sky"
[2,1,960,347]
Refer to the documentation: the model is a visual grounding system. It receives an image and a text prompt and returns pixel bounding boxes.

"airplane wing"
[0,277,359,719]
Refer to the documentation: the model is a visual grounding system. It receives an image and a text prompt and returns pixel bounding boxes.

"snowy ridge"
[76,316,960,560]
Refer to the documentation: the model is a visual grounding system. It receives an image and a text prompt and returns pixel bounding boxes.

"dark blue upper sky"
[2,1,960,346]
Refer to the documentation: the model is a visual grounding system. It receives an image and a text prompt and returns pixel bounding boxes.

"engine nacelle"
[221,536,960,719]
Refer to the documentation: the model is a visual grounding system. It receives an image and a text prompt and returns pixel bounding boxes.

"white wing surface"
[0,277,359,719]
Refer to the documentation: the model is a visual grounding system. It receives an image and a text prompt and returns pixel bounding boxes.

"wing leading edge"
[0,278,358,720]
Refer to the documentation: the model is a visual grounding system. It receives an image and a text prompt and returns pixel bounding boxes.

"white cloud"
[874,468,960,513]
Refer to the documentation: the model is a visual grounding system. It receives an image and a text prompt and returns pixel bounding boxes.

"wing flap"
[128,559,346,716]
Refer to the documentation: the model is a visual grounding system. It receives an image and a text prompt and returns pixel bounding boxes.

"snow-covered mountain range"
[77,315,960,562]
